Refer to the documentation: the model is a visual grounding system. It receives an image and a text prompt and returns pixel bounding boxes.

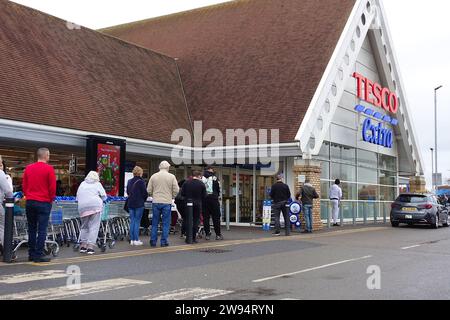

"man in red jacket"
[22,148,56,263]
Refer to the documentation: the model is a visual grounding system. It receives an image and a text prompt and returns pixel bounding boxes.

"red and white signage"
[353,72,398,114]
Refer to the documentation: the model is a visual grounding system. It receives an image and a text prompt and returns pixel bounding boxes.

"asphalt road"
[0,224,450,300]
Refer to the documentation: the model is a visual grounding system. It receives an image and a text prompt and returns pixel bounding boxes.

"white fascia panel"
[295,0,424,176]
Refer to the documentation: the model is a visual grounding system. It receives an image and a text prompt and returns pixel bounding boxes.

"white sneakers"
[130,240,144,246]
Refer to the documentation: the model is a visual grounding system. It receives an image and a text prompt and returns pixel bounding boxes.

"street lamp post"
[431,148,434,191]
[434,85,443,190]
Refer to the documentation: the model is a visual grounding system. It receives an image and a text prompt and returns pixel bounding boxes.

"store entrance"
[218,165,276,225]
[0,141,86,195]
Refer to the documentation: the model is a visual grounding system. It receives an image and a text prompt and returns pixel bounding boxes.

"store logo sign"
[353,73,398,149]
[362,118,393,148]
[353,72,398,114]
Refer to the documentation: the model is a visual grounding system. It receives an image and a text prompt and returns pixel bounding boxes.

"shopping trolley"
[96,202,116,252]
[11,210,60,261]
[108,197,130,242]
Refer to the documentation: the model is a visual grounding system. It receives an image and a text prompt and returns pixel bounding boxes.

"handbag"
[124,179,140,213]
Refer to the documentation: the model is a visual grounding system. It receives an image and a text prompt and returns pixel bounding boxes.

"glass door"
[238,169,254,223]
[256,175,275,224]
[221,167,237,223]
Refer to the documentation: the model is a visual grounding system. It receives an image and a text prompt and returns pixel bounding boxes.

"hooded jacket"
[300,183,319,205]
[76,178,107,215]
[202,171,221,199]
[0,170,13,215]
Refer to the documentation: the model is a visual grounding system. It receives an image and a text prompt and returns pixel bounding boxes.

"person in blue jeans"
[147,161,179,247]
[126,166,148,246]
[303,204,313,233]
[296,179,319,234]
[22,148,56,263]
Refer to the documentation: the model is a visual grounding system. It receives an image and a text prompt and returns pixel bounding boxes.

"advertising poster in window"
[97,144,121,196]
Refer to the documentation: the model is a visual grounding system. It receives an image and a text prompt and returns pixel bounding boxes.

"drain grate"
[197,248,232,254]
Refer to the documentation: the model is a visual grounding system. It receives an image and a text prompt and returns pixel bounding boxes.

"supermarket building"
[0,0,424,229]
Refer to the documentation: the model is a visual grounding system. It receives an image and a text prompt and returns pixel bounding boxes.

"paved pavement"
[0,223,449,300]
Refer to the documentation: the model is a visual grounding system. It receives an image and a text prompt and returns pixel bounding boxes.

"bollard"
[340,203,344,227]
[285,203,292,233]
[185,200,193,244]
[225,199,230,231]
[3,197,15,263]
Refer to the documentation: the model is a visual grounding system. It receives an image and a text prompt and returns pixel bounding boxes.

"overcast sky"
[10,0,450,188]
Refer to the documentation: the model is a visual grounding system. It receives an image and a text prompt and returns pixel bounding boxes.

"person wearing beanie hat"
[147,161,179,247]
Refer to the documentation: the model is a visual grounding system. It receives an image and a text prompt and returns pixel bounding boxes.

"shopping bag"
[101,203,110,221]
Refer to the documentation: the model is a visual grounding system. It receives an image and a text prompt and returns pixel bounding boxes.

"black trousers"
[203,197,222,236]
[192,203,201,241]
[272,201,290,235]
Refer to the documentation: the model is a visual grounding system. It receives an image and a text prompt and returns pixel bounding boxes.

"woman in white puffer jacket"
[76,171,107,255]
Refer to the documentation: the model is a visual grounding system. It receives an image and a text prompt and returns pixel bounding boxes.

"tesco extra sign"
[353,72,398,114]
[353,73,398,149]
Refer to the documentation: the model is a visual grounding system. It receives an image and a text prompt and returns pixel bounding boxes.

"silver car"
[390,193,449,229]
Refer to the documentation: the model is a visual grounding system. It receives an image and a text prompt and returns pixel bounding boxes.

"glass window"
[331,144,356,164]
[379,186,397,201]
[358,184,378,201]
[396,195,427,203]
[317,142,330,160]
[321,181,330,200]
[358,202,379,221]
[321,161,330,180]
[341,182,358,201]
[358,167,378,184]
[379,154,397,171]
[341,202,357,220]
[357,149,378,168]
[331,163,356,182]
[379,170,397,186]
[380,202,391,220]
[321,201,331,221]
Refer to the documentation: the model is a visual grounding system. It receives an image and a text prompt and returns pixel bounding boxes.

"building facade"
[0,0,424,229]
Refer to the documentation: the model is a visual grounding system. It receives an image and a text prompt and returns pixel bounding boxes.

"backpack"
[202,176,214,195]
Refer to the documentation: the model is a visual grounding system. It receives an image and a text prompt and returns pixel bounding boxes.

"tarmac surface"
[0,223,449,300]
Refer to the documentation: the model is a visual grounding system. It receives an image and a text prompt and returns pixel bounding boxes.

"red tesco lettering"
[353,72,398,114]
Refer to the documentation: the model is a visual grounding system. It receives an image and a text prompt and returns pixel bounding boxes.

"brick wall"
[293,160,323,231]
[409,176,427,193]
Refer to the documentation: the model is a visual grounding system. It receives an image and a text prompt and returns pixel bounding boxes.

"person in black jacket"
[270,174,292,236]
[202,167,223,241]
[181,170,207,244]
[127,166,148,246]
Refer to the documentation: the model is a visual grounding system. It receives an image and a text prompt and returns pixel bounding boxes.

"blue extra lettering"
[362,118,393,149]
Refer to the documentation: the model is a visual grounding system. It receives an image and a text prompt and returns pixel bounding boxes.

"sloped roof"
[102,0,357,143]
[0,0,191,144]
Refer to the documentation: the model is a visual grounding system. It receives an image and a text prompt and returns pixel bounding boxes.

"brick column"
[293,160,323,231]
[409,176,427,193]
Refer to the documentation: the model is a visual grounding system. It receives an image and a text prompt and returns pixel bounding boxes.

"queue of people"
[0,147,335,262]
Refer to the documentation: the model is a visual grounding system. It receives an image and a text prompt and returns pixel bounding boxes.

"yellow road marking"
[0,227,387,267]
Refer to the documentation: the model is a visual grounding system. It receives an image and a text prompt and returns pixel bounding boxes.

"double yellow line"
[1,226,387,267]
